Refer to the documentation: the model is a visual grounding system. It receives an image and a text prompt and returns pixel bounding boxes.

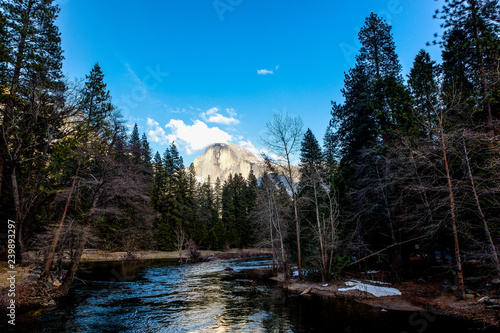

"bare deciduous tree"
[298,163,341,283]
[262,112,304,278]
[254,172,291,282]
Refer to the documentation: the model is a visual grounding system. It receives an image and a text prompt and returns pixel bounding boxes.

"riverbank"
[63,247,271,262]
[267,273,500,328]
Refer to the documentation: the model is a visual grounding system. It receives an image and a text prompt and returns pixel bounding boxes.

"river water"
[8,258,500,332]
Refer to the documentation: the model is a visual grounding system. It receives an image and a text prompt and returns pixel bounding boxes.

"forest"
[0,0,499,300]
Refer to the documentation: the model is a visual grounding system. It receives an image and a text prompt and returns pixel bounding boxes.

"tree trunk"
[375,156,401,271]
[462,134,500,275]
[288,164,302,280]
[57,174,102,296]
[0,144,5,196]
[11,165,27,263]
[268,215,276,272]
[56,226,89,297]
[440,121,466,299]
[314,182,327,283]
[43,163,80,278]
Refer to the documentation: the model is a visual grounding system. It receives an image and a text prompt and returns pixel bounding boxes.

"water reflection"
[9,258,500,333]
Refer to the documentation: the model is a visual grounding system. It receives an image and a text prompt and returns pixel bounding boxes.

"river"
[8,258,500,332]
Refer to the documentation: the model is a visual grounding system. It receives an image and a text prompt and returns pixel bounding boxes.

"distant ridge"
[192,142,266,183]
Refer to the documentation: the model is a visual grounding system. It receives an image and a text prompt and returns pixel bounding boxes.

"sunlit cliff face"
[193,142,265,183]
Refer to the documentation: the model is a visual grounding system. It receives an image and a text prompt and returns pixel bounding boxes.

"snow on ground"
[338,280,401,297]
[366,270,379,274]
[364,279,392,286]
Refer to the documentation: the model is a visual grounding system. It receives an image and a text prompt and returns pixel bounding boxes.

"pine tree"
[129,123,142,164]
[437,0,500,133]
[328,13,409,274]
[408,50,440,138]
[214,177,222,218]
[197,178,214,247]
[141,133,152,166]
[0,0,66,259]
[0,9,10,200]
[222,174,237,246]
[331,13,407,172]
[0,10,9,89]
[298,129,329,281]
[232,173,249,248]
[79,63,113,130]
[356,13,412,140]
[151,151,164,210]
[322,124,340,186]
[357,12,401,80]
[245,170,258,245]
[210,177,225,249]
[300,129,323,175]
[330,64,375,170]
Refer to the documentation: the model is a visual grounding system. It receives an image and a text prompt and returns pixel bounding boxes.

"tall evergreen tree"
[408,50,440,138]
[151,151,164,210]
[0,0,66,258]
[222,174,237,246]
[437,0,500,133]
[141,133,152,166]
[129,123,141,164]
[330,64,374,171]
[328,13,410,274]
[0,10,9,89]
[210,176,225,249]
[79,63,113,130]
[300,129,323,175]
[331,12,407,173]
[357,12,401,80]
[246,169,258,245]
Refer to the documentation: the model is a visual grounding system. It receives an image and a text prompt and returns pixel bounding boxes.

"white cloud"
[238,140,264,159]
[257,69,274,75]
[165,119,232,154]
[146,118,170,145]
[237,140,282,162]
[257,66,279,75]
[200,107,240,125]
[147,118,158,127]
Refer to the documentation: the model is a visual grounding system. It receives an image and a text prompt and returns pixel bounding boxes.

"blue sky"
[56,0,444,165]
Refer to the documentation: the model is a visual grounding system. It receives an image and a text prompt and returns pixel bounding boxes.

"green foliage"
[0,10,9,89]
[129,124,142,163]
[79,63,114,130]
[438,0,500,130]
[408,50,440,138]
[357,12,401,80]
[220,173,257,249]
[0,0,68,252]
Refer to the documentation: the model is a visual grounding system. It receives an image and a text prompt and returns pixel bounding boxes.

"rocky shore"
[265,272,500,329]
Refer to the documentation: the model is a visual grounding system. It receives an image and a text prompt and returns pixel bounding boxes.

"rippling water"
[8,258,500,332]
